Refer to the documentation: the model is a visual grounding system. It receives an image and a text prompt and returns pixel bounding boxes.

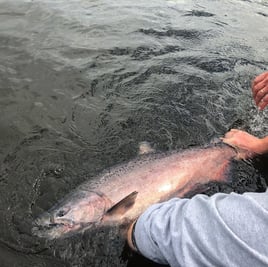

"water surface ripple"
[0,0,268,266]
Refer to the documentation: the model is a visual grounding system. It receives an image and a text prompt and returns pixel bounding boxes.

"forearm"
[129,199,183,265]
[127,192,268,267]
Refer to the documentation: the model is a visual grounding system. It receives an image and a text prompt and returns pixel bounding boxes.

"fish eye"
[56,209,67,217]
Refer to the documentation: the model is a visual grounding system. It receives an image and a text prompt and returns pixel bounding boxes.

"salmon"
[33,142,236,239]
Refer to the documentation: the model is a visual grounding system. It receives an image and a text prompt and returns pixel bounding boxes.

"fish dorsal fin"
[138,141,155,155]
[105,191,138,217]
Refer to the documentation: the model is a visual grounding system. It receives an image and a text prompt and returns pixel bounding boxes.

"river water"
[0,0,268,266]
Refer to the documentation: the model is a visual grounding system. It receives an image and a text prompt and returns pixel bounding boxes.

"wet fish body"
[33,143,236,239]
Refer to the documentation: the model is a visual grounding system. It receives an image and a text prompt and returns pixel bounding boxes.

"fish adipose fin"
[138,141,155,155]
[105,191,138,217]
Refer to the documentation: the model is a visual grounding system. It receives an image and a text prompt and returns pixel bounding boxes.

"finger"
[258,94,268,110]
[252,78,268,97]
[254,85,268,106]
[223,129,239,137]
[223,142,240,153]
[252,71,268,87]
[236,151,246,160]
[237,150,249,160]
[228,129,244,136]
[222,132,235,139]
[221,137,236,147]
[221,137,228,144]
[229,129,240,132]
[223,129,243,140]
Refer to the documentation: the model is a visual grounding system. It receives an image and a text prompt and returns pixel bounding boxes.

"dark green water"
[0,0,268,266]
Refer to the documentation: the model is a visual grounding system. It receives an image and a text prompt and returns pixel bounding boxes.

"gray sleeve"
[134,189,268,267]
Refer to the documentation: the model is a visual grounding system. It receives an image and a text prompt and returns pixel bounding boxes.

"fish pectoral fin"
[138,141,155,155]
[105,191,138,217]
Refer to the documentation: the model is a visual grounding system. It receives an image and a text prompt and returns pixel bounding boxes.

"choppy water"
[0,0,268,266]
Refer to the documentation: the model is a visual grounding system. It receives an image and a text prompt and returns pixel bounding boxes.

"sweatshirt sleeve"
[133,189,268,267]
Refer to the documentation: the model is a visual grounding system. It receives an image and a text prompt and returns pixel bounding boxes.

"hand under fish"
[221,129,268,159]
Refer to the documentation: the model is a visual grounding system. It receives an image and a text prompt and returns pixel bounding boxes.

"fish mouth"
[35,211,74,227]
[32,213,80,239]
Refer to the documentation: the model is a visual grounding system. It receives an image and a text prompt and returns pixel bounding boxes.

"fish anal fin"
[138,141,155,155]
[105,191,138,218]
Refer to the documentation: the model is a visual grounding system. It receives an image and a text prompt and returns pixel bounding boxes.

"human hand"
[221,129,263,159]
[252,71,268,110]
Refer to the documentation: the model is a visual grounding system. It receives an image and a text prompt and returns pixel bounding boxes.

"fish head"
[32,190,112,239]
